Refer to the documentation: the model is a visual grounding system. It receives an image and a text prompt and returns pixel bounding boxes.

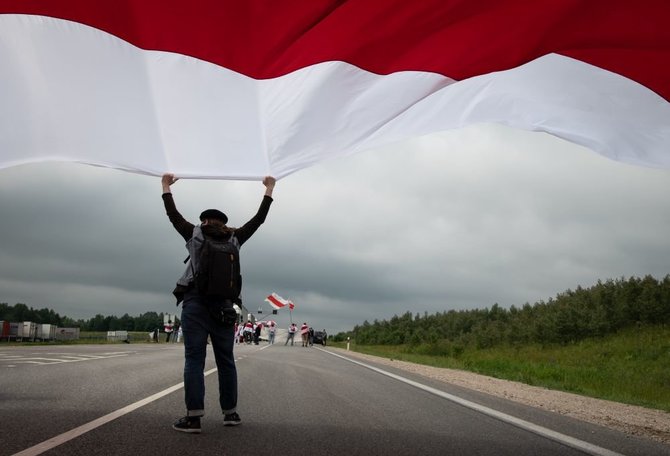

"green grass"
[334,325,670,412]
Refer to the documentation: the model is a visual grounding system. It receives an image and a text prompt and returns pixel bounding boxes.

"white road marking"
[0,353,129,366]
[12,367,219,456]
[320,348,624,456]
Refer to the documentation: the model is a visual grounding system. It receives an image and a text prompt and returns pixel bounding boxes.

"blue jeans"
[180,290,237,417]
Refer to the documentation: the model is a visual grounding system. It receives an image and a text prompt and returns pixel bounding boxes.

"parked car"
[312,330,327,346]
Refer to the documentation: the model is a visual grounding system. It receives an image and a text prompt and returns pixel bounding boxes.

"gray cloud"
[1,125,669,333]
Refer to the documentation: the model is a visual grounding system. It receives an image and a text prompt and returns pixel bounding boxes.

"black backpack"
[193,233,241,299]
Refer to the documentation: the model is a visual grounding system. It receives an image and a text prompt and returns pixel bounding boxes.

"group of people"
[234,320,315,346]
[148,326,182,343]
[235,320,277,345]
[284,322,315,347]
[235,320,330,347]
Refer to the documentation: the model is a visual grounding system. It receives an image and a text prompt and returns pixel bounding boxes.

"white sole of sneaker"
[172,425,202,434]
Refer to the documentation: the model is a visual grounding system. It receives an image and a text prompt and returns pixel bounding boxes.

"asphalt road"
[0,343,668,456]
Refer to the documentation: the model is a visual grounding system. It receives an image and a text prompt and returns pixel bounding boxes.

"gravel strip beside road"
[331,348,670,446]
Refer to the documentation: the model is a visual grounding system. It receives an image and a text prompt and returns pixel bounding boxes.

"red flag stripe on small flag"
[288,301,295,311]
[265,293,288,309]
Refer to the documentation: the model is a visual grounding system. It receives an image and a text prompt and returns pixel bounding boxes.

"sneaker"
[223,412,242,426]
[172,416,201,434]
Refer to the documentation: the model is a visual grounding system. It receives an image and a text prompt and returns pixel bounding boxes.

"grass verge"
[332,325,670,412]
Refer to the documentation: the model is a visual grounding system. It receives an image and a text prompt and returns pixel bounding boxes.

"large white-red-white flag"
[1,1,669,178]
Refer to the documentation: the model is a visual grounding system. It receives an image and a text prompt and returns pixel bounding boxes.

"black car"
[312,330,327,346]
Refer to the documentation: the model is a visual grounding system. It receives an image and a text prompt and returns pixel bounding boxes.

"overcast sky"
[1,124,668,333]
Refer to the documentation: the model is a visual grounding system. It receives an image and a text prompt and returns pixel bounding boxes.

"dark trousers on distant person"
[180,290,237,416]
[285,332,295,345]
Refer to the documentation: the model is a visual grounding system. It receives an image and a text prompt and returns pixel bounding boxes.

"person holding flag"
[161,173,276,433]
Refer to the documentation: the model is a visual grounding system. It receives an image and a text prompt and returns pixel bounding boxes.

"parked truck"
[9,322,20,340]
[55,327,80,341]
[37,324,56,341]
[18,321,37,341]
[0,320,10,341]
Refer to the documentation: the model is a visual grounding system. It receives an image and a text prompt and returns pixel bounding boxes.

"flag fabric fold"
[265,293,296,311]
[1,1,669,178]
[265,293,289,310]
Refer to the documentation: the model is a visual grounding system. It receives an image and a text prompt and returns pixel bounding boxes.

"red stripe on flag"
[2,1,669,100]
[266,295,285,309]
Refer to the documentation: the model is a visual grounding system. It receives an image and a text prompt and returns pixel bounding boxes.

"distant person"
[300,322,309,347]
[243,320,254,344]
[236,323,245,345]
[267,321,276,344]
[308,327,314,346]
[285,323,297,346]
[161,173,276,433]
[254,322,262,345]
[165,319,174,343]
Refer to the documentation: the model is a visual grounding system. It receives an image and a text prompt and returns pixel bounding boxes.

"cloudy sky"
[1,123,669,333]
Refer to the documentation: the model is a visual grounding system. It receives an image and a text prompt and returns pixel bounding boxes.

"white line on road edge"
[321,349,623,456]
[12,368,219,456]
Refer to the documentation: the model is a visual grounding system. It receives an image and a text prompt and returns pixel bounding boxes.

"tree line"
[0,302,175,332]
[336,275,670,353]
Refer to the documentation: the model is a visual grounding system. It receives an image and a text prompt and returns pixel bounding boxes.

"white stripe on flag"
[265,293,288,309]
[1,14,669,179]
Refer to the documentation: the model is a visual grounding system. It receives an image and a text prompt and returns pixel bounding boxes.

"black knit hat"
[199,209,228,224]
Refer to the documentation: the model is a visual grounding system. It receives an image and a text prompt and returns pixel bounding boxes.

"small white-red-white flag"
[265,293,289,309]
[288,300,295,311]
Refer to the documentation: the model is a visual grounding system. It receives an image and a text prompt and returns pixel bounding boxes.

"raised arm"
[161,173,195,241]
[235,176,276,246]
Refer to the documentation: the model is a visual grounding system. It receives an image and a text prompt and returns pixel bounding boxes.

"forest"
[3,275,669,344]
[0,302,172,332]
[335,275,670,351]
